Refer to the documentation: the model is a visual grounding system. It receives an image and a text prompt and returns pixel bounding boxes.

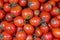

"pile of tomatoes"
[0,0,60,40]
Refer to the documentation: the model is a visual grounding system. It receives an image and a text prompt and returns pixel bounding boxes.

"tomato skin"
[58,2,60,8]
[48,23,52,30]
[52,28,60,38]
[50,0,59,2]
[51,7,60,16]
[28,0,40,10]
[56,15,60,20]
[13,38,18,40]
[22,8,33,19]
[34,37,41,40]
[30,17,40,26]
[4,3,11,12]
[40,4,44,11]
[11,5,22,17]
[53,38,60,40]
[39,0,45,2]
[9,0,19,3]
[50,18,60,28]
[0,0,3,8]
[26,35,33,40]
[24,24,34,35]
[16,30,26,40]
[4,0,8,3]
[19,0,27,6]
[40,23,49,33]
[14,16,24,27]
[0,10,5,19]
[35,27,42,37]
[40,11,51,23]
[42,32,53,40]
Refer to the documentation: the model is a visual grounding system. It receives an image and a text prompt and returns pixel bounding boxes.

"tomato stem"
[0,34,3,38]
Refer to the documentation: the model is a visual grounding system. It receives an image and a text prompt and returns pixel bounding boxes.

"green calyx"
[28,2,32,6]
[27,15,30,19]
[40,18,45,24]
[51,19,55,24]
[41,36,44,40]
[0,25,3,30]
[0,34,3,38]
[35,10,40,15]
[42,23,47,26]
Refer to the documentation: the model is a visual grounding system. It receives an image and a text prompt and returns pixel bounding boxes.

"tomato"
[4,0,8,3]
[34,37,41,40]
[34,9,40,16]
[48,23,52,30]
[40,4,44,11]
[10,5,22,17]
[28,0,40,10]
[56,15,60,20]
[58,2,60,8]
[0,10,5,19]
[9,0,18,3]
[30,16,40,26]
[44,3,52,12]
[16,30,26,40]
[24,24,34,35]
[19,0,27,6]
[39,0,45,2]
[41,32,53,40]
[5,13,13,22]
[35,27,42,37]
[0,0,3,9]
[40,11,51,23]
[5,23,16,35]
[51,7,60,16]
[26,35,33,40]
[22,8,33,19]
[50,18,60,28]
[40,23,49,33]
[14,16,24,27]
[4,3,11,12]
[0,31,12,40]
[52,28,60,38]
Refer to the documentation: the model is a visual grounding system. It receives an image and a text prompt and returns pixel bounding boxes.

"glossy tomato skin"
[22,8,33,19]
[52,28,60,38]
[24,24,34,35]
[14,16,24,27]
[11,5,22,17]
[16,30,26,40]
[40,23,49,33]
[51,7,60,16]
[30,16,40,26]
[4,0,8,3]
[19,0,27,6]
[40,4,44,11]
[9,0,19,3]
[28,0,40,10]
[35,27,42,37]
[26,35,33,40]
[5,13,13,22]
[50,18,60,28]
[40,11,51,23]
[4,3,11,12]
[42,32,53,40]
[0,10,5,19]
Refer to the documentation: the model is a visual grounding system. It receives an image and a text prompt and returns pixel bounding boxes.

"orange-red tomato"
[22,8,33,19]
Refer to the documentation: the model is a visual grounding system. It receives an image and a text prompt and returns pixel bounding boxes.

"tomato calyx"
[0,25,3,30]
[28,2,32,7]
[32,34,37,40]
[11,13,15,18]
[41,23,47,26]
[34,10,40,15]
[40,18,45,24]
[19,29,24,32]
[51,19,55,24]
[27,15,31,19]
[48,4,52,8]
[0,33,4,39]
[41,36,44,40]
[0,6,3,9]
[24,19,28,23]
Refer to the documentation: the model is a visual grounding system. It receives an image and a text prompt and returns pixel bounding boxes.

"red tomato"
[9,0,18,3]
[40,4,44,11]
[48,23,52,30]
[34,37,41,40]
[24,24,34,35]
[10,5,22,17]
[50,18,60,28]
[19,0,27,6]
[56,15,60,20]
[52,28,60,38]
[51,7,60,16]
[0,10,5,19]
[4,0,9,3]
[4,3,11,12]
[16,30,26,40]
[22,8,33,19]
[39,0,45,2]
[40,11,51,23]
[40,23,49,33]
[28,0,40,10]
[14,16,24,27]
[58,2,60,8]
[30,16,40,26]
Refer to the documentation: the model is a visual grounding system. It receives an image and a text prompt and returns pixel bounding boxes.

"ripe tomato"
[56,15,60,20]
[30,16,40,26]
[0,31,12,40]
[44,3,52,12]
[24,24,34,35]
[48,23,52,30]
[19,0,27,6]
[52,28,60,38]
[41,32,53,40]
[40,23,49,33]
[5,13,13,22]
[9,0,18,3]
[0,10,5,19]
[35,27,42,37]
[16,30,26,40]
[40,11,51,23]
[5,23,16,35]
[4,0,8,3]
[0,0,3,9]
[39,0,45,2]
[26,35,33,40]
[14,16,24,27]
[51,7,60,16]
[58,2,60,8]
[22,8,33,19]
[50,18,60,28]
[10,5,22,17]
[3,3,11,12]
[28,0,40,10]
[40,4,44,11]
